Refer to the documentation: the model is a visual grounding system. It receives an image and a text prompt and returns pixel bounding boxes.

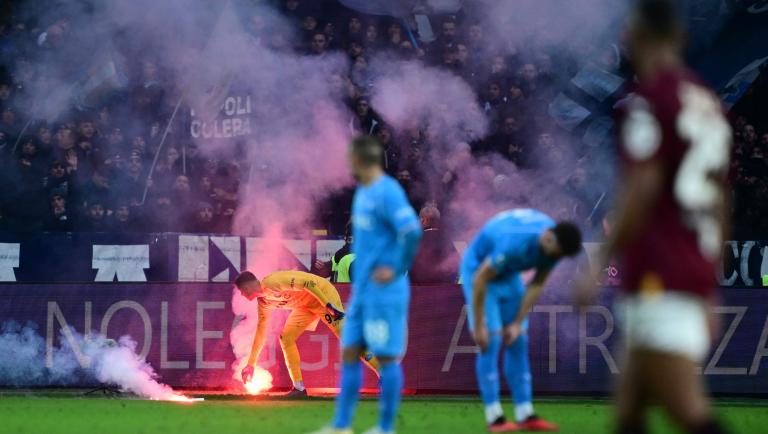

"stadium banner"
[1,283,767,394]
[0,233,765,288]
[189,89,254,143]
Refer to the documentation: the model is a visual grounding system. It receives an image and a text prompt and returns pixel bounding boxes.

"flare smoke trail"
[0,321,193,401]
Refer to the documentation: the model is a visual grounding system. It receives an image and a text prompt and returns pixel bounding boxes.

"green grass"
[0,395,766,434]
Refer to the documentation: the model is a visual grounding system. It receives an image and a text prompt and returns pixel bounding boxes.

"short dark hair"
[633,0,683,39]
[234,271,257,289]
[349,135,383,166]
[552,221,582,257]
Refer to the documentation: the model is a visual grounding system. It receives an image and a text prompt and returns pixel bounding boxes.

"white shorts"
[617,291,710,362]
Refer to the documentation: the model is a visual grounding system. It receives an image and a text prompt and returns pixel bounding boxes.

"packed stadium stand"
[0,0,763,242]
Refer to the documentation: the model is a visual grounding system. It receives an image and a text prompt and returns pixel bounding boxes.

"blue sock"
[503,333,533,421]
[378,361,403,432]
[333,361,362,429]
[475,333,503,406]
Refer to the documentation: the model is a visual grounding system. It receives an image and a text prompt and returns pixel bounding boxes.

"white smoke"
[0,322,190,401]
[369,57,489,147]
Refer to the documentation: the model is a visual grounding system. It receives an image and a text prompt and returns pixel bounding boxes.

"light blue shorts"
[460,267,527,333]
[341,287,409,358]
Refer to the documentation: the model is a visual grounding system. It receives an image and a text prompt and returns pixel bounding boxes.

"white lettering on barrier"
[740,242,757,286]
[704,306,748,375]
[0,242,20,281]
[92,245,149,282]
[452,241,468,258]
[579,306,619,374]
[301,335,330,372]
[100,301,152,359]
[44,300,233,374]
[716,241,768,287]
[717,242,739,286]
[444,304,619,375]
[442,305,478,372]
[750,314,768,375]
[532,305,574,374]
[161,301,189,369]
[196,301,226,369]
[41,296,768,383]
[84,301,93,340]
[46,301,90,368]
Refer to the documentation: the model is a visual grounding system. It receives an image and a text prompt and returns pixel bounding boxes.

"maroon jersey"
[618,67,731,298]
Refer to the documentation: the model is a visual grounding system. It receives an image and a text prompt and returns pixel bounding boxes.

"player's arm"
[242,304,271,382]
[506,268,550,344]
[471,259,498,350]
[376,185,423,282]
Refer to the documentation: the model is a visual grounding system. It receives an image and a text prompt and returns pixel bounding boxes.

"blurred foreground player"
[235,270,380,396]
[576,1,732,433]
[462,209,582,432]
[311,136,422,434]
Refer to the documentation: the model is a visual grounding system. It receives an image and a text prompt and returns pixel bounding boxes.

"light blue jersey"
[342,174,422,356]
[461,209,557,332]
[462,208,557,281]
[461,208,562,423]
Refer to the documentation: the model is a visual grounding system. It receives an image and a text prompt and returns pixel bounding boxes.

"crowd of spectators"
[0,0,763,241]
[730,65,768,239]
[295,1,608,238]
[0,4,244,234]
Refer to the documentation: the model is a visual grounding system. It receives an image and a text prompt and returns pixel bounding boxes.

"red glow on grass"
[159,394,203,403]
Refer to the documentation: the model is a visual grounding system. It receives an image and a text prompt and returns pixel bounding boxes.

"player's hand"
[373,266,395,284]
[241,365,254,384]
[473,324,489,351]
[504,322,522,345]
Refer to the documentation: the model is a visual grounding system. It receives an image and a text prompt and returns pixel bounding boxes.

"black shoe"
[284,388,308,398]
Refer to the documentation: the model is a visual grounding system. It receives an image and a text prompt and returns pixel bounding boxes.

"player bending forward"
[576,2,732,434]
[463,208,582,432]
[235,270,380,396]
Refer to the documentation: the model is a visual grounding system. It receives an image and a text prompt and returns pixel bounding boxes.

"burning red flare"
[243,367,273,395]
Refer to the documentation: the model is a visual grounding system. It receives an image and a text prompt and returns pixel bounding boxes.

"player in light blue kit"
[311,136,422,434]
[461,209,582,432]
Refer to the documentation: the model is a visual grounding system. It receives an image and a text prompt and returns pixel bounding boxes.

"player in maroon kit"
[576,1,732,434]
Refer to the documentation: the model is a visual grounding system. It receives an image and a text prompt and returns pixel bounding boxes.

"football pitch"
[1,393,766,434]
